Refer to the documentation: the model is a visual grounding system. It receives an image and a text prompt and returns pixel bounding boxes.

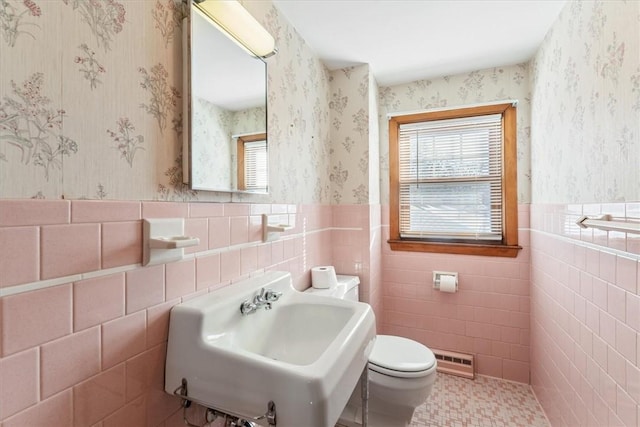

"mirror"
[185,4,268,193]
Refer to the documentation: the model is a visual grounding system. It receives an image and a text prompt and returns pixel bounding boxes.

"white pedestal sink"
[164,271,376,426]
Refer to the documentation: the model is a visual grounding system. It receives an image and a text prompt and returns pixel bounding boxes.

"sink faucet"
[240,288,282,315]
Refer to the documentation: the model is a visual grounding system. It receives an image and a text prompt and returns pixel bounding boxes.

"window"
[388,103,520,257]
[237,133,268,192]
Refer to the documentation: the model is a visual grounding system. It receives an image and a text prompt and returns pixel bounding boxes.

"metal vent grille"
[432,348,475,379]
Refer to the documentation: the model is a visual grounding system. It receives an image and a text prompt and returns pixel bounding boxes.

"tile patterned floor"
[410,373,550,427]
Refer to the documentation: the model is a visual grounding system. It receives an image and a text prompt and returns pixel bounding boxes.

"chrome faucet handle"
[253,288,267,304]
[263,289,282,302]
[240,300,257,315]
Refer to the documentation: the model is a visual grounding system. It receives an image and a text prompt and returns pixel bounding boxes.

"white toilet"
[305,275,437,427]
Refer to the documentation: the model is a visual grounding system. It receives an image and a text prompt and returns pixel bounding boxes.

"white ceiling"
[272,0,566,87]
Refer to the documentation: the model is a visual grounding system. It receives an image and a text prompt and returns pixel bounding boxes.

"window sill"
[388,239,522,258]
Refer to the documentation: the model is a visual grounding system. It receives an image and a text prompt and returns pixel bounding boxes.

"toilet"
[305,275,437,427]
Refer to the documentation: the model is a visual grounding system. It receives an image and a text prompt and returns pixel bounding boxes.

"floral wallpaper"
[329,64,372,204]
[377,63,532,204]
[0,0,332,204]
[530,0,639,203]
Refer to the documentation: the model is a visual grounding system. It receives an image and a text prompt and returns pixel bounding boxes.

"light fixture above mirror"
[193,0,277,59]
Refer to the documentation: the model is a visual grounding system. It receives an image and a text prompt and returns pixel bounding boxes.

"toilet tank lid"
[336,275,359,292]
[369,335,436,374]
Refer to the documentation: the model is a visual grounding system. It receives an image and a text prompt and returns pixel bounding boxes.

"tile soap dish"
[262,214,294,242]
[149,235,200,249]
[143,218,200,266]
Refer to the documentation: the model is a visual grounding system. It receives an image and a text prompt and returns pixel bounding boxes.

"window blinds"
[243,139,268,192]
[398,114,503,241]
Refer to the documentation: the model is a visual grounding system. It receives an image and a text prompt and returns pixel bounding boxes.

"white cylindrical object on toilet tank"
[439,275,457,293]
[311,266,338,289]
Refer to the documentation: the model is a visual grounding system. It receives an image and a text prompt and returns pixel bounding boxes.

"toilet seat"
[369,335,436,379]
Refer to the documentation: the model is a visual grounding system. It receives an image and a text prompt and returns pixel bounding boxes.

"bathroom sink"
[164,271,376,427]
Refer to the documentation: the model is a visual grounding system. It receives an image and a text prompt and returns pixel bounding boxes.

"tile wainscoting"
[0,199,377,426]
[380,205,533,383]
[530,203,640,427]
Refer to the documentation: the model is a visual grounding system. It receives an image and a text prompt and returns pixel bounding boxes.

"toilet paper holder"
[433,271,458,291]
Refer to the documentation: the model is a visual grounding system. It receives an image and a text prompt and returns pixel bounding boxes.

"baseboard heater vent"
[432,348,475,379]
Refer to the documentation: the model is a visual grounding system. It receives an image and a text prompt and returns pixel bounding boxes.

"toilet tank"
[338,275,360,302]
[305,274,360,302]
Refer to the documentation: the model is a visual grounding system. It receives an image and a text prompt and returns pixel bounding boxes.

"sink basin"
[164,271,376,427]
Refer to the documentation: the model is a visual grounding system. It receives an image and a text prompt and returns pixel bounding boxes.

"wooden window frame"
[388,103,521,257]
[236,133,267,191]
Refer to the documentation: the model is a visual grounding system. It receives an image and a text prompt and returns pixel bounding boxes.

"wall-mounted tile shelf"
[262,214,294,242]
[143,218,200,266]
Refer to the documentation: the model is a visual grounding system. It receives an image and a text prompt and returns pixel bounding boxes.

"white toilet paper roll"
[311,266,338,289]
[439,275,457,293]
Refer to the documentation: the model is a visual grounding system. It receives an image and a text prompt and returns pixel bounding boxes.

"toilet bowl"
[305,275,437,427]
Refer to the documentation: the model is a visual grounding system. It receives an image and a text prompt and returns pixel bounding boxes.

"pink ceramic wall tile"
[74,274,125,332]
[248,215,262,242]
[208,217,230,249]
[146,299,179,349]
[72,200,140,223]
[599,251,617,284]
[615,321,637,362]
[333,205,368,228]
[626,293,640,332]
[101,221,142,269]
[608,285,628,326]
[271,240,284,264]
[230,216,249,245]
[622,231,639,255]
[600,310,617,347]
[101,311,146,370]
[250,204,271,215]
[241,246,258,276]
[224,203,250,216]
[0,200,70,227]
[627,361,640,404]
[1,284,72,357]
[270,204,288,214]
[476,354,503,377]
[102,396,146,427]
[607,346,627,387]
[608,231,627,251]
[125,345,165,402]
[141,202,188,219]
[0,348,38,419]
[40,327,100,399]
[146,389,183,427]
[125,266,164,314]
[165,259,195,300]
[616,386,638,427]
[593,336,608,368]
[184,218,208,255]
[220,250,241,282]
[593,278,609,311]
[195,254,220,290]
[189,202,223,218]
[0,389,72,427]
[0,226,39,288]
[41,224,101,279]
[283,238,296,260]
[73,364,125,427]
[585,248,601,277]
[616,256,638,294]
[257,243,272,269]
[503,359,530,383]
